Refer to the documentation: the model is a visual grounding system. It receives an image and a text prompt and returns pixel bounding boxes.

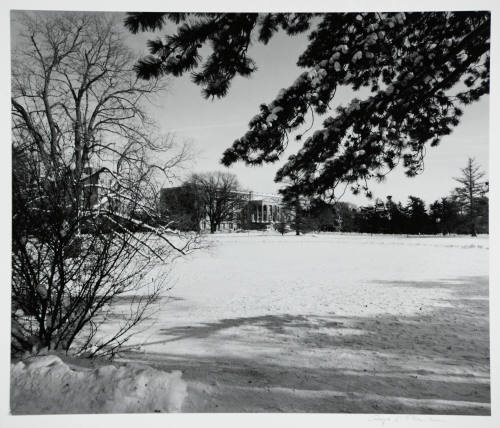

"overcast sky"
[124,13,489,205]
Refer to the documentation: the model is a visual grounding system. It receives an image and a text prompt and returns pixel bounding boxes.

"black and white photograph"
[2,0,499,424]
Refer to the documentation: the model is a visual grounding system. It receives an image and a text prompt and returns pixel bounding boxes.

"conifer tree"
[429,197,461,235]
[405,196,430,234]
[453,157,487,236]
[126,12,490,200]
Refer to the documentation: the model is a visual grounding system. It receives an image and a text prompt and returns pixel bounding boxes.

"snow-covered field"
[12,233,490,414]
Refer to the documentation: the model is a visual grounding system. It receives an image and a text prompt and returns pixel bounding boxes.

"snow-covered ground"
[12,233,490,414]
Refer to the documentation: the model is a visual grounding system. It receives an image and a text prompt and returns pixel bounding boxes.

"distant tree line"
[293,158,488,236]
[336,194,488,236]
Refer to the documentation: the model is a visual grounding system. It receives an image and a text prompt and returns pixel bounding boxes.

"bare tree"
[453,157,488,237]
[11,11,197,357]
[185,172,245,233]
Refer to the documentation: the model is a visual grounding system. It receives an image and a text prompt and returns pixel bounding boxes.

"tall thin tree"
[453,157,487,237]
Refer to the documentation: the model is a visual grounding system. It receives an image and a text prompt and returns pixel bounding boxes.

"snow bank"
[10,355,187,414]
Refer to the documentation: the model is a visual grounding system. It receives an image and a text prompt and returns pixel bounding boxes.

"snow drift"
[10,355,187,414]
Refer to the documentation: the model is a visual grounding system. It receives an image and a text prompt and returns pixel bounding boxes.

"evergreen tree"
[288,197,307,235]
[274,219,289,235]
[126,12,490,200]
[474,195,489,234]
[405,196,430,234]
[160,184,204,231]
[303,199,337,231]
[357,199,387,234]
[453,157,488,236]
[385,196,407,234]
[333,201,358,232]
[392,202,409,234]
[429,197,461,235]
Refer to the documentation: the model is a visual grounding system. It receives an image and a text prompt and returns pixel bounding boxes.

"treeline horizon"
[298,193,488,236]
[285,157,488,237]
[160,158,488,237]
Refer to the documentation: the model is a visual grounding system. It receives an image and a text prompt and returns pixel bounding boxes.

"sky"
[125,14,488,206]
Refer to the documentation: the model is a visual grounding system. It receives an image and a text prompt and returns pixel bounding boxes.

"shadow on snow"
[120,276,490,414]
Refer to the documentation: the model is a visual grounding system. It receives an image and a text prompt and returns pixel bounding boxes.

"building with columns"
[245,192,284,225]
[160,187,290,232]
[199,190,289,232]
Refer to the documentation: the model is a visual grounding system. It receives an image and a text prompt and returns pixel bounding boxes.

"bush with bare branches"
[11,11,198,357]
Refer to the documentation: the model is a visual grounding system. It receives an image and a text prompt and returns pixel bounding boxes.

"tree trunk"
[470,218,477,237]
